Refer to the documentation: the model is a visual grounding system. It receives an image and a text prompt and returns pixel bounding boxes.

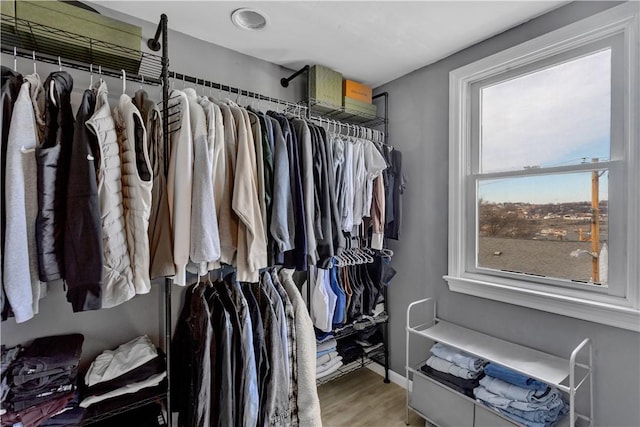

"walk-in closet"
[1,2,638,427]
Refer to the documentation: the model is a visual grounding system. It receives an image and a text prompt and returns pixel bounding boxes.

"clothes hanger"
[13,47,17,72]
[121,69,127,94]
[32,51,37,75]
[57,56,62,72]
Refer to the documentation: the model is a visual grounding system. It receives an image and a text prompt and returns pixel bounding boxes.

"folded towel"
[426,355,482,379]
[480,376,560,404]
[430,342,485,373]
[484,363,548,391]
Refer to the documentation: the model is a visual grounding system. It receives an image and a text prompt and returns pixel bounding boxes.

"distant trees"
[479,201,536,238]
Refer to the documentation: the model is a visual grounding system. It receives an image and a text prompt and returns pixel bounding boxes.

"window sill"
[443,275,640,332]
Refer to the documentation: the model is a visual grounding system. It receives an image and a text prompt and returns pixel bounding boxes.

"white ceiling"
[89,1,568,88]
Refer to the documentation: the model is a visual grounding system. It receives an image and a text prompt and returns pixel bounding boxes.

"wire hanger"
[13,47,17,72]
[89,64,93,88]
[57,56,62,71]
[121,69,127,94]
[32,51,37,75]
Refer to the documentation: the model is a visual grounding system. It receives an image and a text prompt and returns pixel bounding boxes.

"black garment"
[268,112,307,271]
[317,126,345,258]
[36,71,75,282]
[242,283,268,423]
[310,125,333,265]
[11,334,83,387]
[64,89,102,312]
[1,66,23,321]
[336,339,363,365]
[170,284,196,427]
[9,384,75,412]
[384,148,404,240]
[419,365,482,398]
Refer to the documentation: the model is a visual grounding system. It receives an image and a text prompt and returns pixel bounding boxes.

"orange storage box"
[343,79,372,104]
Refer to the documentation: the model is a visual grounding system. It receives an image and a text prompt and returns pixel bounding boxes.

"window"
[446,3,639,331]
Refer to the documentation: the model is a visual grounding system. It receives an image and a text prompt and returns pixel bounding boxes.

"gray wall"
[376,2,639,426]
[1,4,303,367]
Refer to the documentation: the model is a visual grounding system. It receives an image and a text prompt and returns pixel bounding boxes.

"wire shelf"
[288,98,387,128]
[79,388,167,426]
[1,13,164,84]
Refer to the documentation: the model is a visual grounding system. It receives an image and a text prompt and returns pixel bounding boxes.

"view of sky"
[479,49,611,203]
[478,172,609,204]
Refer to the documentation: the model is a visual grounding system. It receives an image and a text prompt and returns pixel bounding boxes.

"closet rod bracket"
[147,14,167,52]
[280,64,309,88]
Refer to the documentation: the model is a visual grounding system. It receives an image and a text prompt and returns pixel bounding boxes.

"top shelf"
[409,320,589,391]
[305,98,387,127]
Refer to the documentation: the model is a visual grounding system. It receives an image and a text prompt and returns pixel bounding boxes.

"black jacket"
[36,71,74,282]
[64,89,103,311]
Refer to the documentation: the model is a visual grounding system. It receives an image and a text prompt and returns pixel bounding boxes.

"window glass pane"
[477,172,608,285]
[480,50,611,173]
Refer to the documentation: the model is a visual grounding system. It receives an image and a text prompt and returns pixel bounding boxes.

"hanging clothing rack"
[1,12,173,426]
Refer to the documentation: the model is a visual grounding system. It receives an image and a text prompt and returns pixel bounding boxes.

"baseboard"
[366,364,412,391]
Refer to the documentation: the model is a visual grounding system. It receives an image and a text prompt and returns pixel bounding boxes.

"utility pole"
[591,163,600,283]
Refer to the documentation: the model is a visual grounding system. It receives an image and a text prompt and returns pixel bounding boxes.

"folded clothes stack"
[1,334,83,427]
[474,363,568,427]
[420,342,486,397]
[316,335,342,379]
[79,335,166,416]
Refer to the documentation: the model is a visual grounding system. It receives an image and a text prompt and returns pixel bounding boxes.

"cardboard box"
[2,0,143,75]
[343,79,372,103]
[343,96,378,117]
[309,65,343,109]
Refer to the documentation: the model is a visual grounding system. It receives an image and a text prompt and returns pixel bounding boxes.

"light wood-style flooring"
[318,368,424,427]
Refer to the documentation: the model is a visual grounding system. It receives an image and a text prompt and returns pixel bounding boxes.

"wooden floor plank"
[318,368,424,427]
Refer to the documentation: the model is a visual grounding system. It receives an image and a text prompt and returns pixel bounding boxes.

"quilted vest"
[113,94,152,295]
[85,81,134,308]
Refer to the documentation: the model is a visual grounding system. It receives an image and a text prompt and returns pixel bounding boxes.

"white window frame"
[445,3,640,332]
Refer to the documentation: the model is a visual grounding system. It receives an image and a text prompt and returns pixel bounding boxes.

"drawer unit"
[474,405,519,427]
[411,374,474,427]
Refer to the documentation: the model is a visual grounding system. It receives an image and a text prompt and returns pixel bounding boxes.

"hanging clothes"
[133,89,175,280]
[64,85,102,312]
[4,76,43,322]
[166,89,193,286]
[86,80,134,308]
[36,71,74,283]
[184,88,220,274]
[211,100,238,266]
[113,93,153,296]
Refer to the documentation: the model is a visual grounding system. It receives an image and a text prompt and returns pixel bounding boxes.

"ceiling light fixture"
[231,8,268,31]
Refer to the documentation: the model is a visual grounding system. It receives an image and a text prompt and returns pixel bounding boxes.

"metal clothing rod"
[1,46,163,85]
[168,70,307,113]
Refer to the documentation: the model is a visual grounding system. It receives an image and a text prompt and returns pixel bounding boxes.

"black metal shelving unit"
[281,66,392,385]
[1,12,172,427]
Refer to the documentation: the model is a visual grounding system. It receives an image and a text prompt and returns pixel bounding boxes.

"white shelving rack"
[406,298,593,427]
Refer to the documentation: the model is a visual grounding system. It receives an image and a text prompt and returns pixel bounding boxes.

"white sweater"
[184,89,220,273]
[166,90,193,286]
